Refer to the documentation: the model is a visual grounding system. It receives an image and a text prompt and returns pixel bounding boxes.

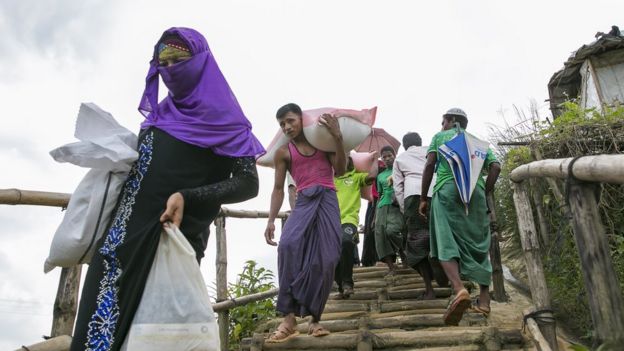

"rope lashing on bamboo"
[564,156,601,205]
[522,309,556,332]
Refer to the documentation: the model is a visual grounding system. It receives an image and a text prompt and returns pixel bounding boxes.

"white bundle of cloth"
[44,103,138,273]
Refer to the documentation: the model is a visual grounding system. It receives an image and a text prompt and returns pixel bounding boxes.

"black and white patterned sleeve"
[179,156,259,206]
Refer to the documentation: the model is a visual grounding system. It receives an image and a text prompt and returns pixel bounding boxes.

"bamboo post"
[524,308,554,351]
[512,182,558,351]
[529,178,550,245]
[215,216,229,351]
[567,181,624,347]
[525,317,554,351]
[531,150,572,230]
[486,193,507,302]
[51,265,82,337]
[532,150,567,205]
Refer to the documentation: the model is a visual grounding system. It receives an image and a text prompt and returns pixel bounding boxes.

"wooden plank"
[368,314,445,329]
[323,301,371,313]
[260,328,488,350]
[379,300,448,313]
[215,217,229,351]
[529,178,551,245]
[370,329,484,349]
[369,309,448,318]
[512,182,558,351]
[262,333,359,349]
[567,182,624,346]
[387,288,452,300]
[51,265,82,337]
[353,266,390,273]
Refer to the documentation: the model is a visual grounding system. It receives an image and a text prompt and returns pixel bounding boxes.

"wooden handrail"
[0,189,71,207]
[218,207,288,219]
[511,153,624,348]
[0,188,289,219]
[212,288,278,313]
[510,154,624,183]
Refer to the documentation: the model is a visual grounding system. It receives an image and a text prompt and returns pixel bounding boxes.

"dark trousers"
[334,223,358,289]
[361,201,378,266]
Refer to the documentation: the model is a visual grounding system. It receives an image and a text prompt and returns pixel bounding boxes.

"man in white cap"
[419,108,501,325]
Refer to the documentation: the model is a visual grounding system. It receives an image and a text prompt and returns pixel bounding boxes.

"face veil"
[138,27,265,158]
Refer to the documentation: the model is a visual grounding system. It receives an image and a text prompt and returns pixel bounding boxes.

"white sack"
[257,106,376,167]
[44,103,138,273]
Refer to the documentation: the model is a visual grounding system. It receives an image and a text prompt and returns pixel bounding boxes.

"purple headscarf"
[139,27,265,157]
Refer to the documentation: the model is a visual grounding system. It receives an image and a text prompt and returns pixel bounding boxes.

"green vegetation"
[491,102,624,344]
[226,260,276,350]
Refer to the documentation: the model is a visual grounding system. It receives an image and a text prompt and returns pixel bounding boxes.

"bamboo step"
[245,327,523,350]
[244,265,527,350]
[328,287,453,301]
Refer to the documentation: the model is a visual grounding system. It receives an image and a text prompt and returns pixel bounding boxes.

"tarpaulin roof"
[548,35,624,117]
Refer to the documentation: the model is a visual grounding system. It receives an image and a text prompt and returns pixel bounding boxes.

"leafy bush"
[491,101,624,344]
[227,260,276,350]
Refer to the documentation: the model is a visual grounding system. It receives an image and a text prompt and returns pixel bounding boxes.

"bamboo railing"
[510,154,624,350]
[0,188,286,351]
[212,210,286,351]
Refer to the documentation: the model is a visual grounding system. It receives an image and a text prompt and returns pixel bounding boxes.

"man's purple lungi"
[277,185,342,321]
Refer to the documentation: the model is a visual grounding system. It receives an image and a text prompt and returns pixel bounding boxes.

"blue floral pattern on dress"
[85,132,154,351]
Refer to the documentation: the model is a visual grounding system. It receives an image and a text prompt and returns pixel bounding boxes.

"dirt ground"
[489,281,577,350]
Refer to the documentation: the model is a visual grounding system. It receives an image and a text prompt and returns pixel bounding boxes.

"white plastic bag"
[257,106,376,167]
[122,225,219,351]
[44,103,138,273]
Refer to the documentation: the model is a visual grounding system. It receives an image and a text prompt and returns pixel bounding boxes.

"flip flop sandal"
[471,298,491,317]
[266,324,300,343]
[443,289,472,326]
[308,324,331,337]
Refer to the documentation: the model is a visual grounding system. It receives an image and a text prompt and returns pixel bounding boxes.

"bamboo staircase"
[240,266,529,351]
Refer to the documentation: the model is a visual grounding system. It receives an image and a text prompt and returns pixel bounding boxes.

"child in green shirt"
[334,157,377,298]
[374,145,407,274]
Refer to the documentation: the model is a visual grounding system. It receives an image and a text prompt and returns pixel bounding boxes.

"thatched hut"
[548,30,624,117]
